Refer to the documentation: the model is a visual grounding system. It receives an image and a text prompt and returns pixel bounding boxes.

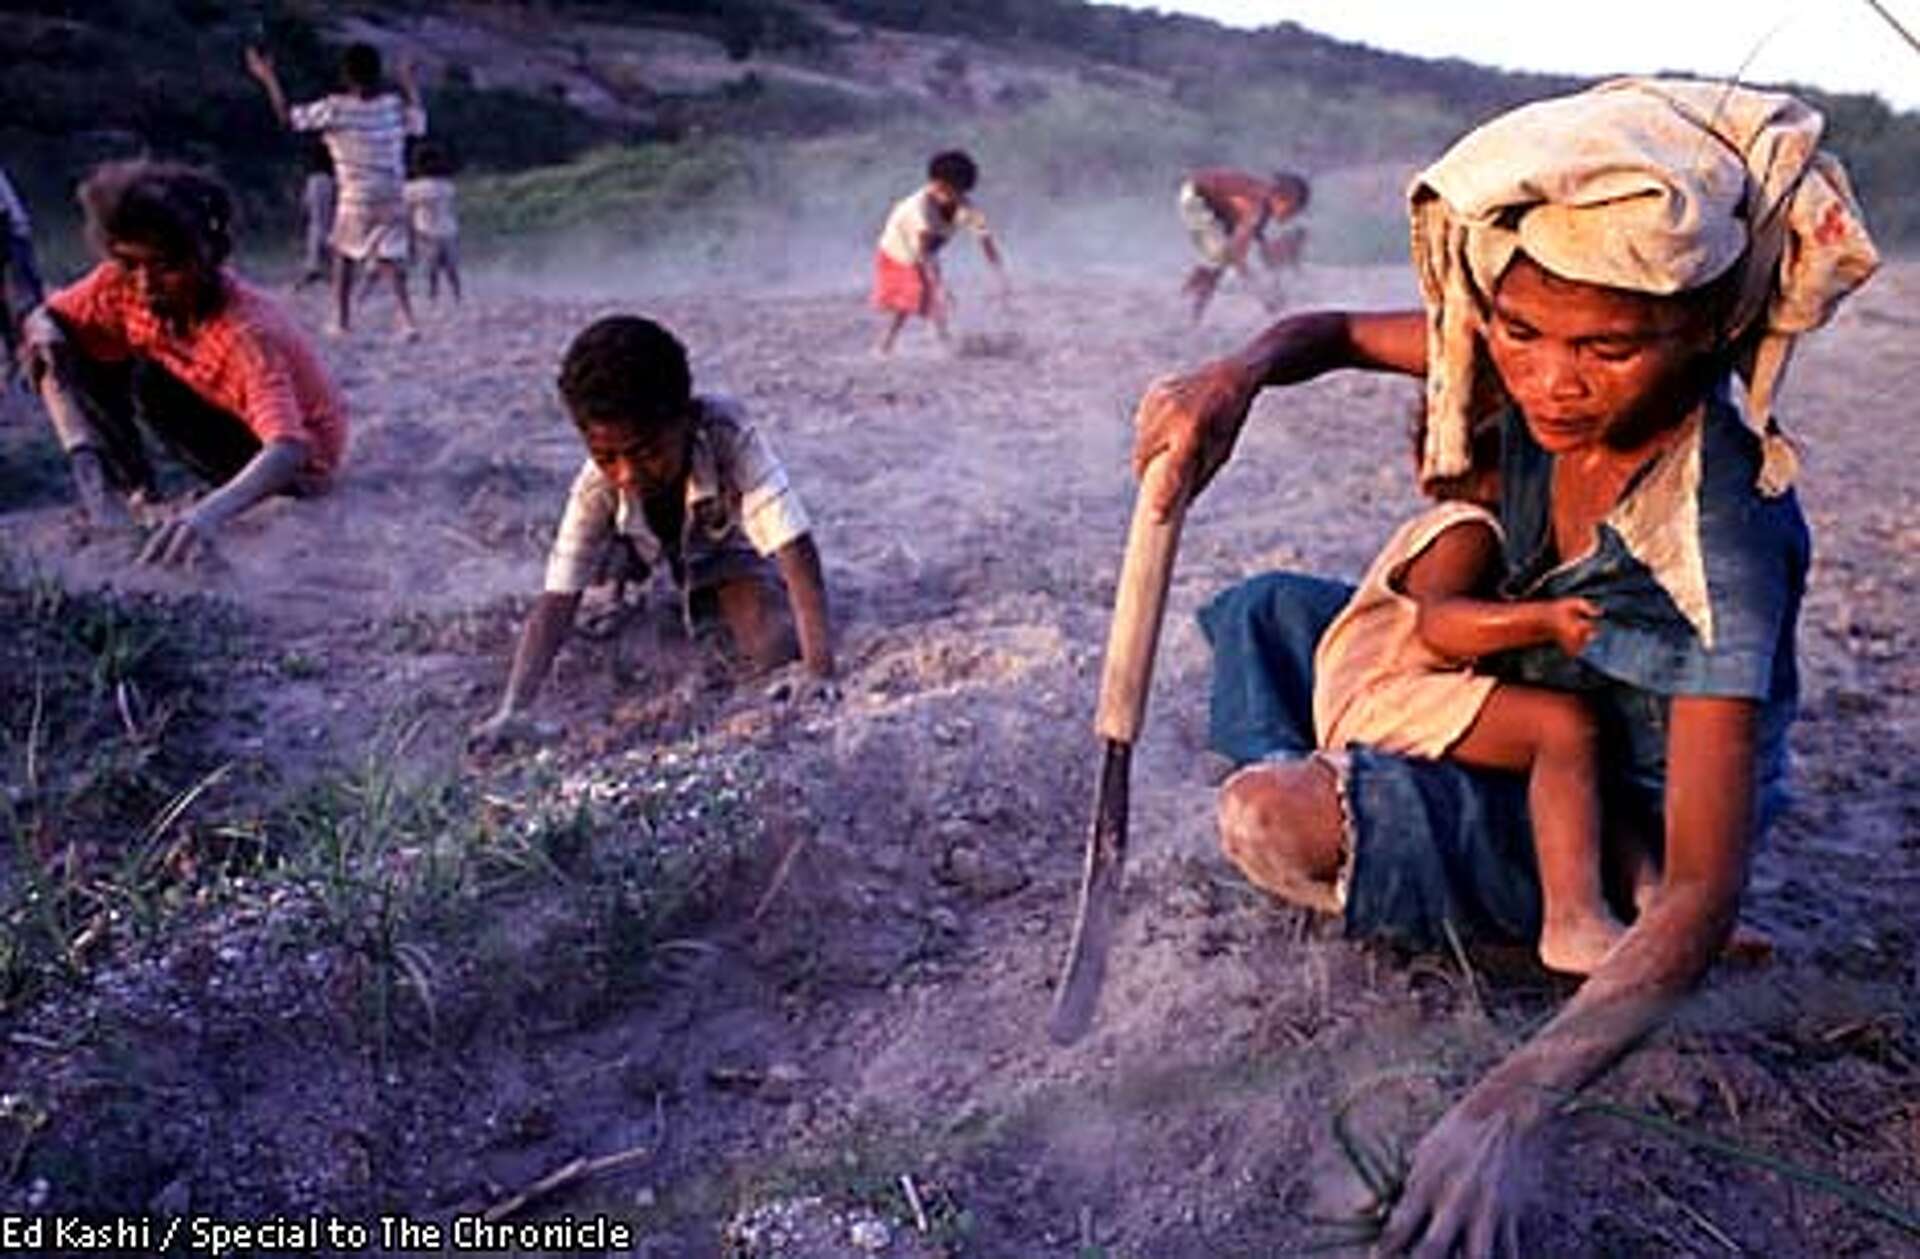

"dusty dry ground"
[0,258,1914,1258]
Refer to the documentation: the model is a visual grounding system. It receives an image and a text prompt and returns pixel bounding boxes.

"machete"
[1047,454,1188,1045]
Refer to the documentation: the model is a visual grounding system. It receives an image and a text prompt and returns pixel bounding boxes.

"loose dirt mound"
[0,262,1913,1256]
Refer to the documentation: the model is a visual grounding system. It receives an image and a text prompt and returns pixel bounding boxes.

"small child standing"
[295,143,336,292]
[871,149,1007,355]
[471,316,834,748]
[404,141,461,304]
[247,40,425,339]
[1311,410,1627,974]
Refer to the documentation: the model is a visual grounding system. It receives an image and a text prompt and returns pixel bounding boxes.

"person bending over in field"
[471,316,834,749]
[1178,167,1309,324]
[871,149,1008,356]
[20,160,348,568]
[247,39,425,339]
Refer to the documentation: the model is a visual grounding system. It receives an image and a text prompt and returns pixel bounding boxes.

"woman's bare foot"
[1538,911,1628,975]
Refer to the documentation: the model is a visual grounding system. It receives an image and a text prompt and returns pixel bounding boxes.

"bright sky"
[1100,1,1920,112]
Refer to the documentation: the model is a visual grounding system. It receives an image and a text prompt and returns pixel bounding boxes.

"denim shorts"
[1201,571,1574,951]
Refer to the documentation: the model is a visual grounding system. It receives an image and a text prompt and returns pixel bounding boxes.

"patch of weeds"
[1568,1097,1920,1240]
[263,722,503,1054]
[0,564,243,1006]
[548,746,769,991]
[275,649,323,680]
[1304,1095,1411,1252]
[727,1120,974,1250]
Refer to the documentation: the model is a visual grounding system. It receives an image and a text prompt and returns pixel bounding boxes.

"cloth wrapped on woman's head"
[1409,77,1880,494]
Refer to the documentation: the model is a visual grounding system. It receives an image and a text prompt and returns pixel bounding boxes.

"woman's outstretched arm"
[1378,695,1755,1257]
[1130,309,1425,519]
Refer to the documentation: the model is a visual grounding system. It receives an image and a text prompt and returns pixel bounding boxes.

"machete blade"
[1046,739,1131,1045]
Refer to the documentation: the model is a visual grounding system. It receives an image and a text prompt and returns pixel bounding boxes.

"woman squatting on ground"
[1131,78,1878,1256]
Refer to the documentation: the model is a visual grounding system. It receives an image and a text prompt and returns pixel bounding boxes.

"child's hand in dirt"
[467,708,559,754]
[138,505,225,570]
[762,665,842,709]
[1542,596,1601,658]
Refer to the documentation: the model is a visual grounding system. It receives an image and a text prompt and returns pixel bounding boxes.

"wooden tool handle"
[1094,456,1187,744]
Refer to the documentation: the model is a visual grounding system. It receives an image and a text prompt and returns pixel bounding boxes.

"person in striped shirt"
[19,161,349,567]
[247,40,425,339]
[470,316,834,750]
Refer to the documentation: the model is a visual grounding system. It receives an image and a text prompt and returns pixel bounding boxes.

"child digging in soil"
[471,316,835,749]
[871,149,1008,355]
[1312,408,1631,974]
[20,160,348,567]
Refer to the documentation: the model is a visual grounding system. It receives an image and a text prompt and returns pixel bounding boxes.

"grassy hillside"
[6,0,1917,278]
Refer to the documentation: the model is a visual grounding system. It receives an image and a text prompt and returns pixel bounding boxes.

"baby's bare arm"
[1405,521,1599,660]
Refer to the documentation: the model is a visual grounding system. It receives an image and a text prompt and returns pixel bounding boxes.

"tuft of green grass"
[1569,1097,1920,1239]
[1304,1092,1413,1253]
[0,563,239,1006]
[251,726,773,1051]
[0,563,777,1067]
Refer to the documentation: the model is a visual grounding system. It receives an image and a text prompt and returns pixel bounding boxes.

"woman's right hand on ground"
[1131,357,1259,521]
